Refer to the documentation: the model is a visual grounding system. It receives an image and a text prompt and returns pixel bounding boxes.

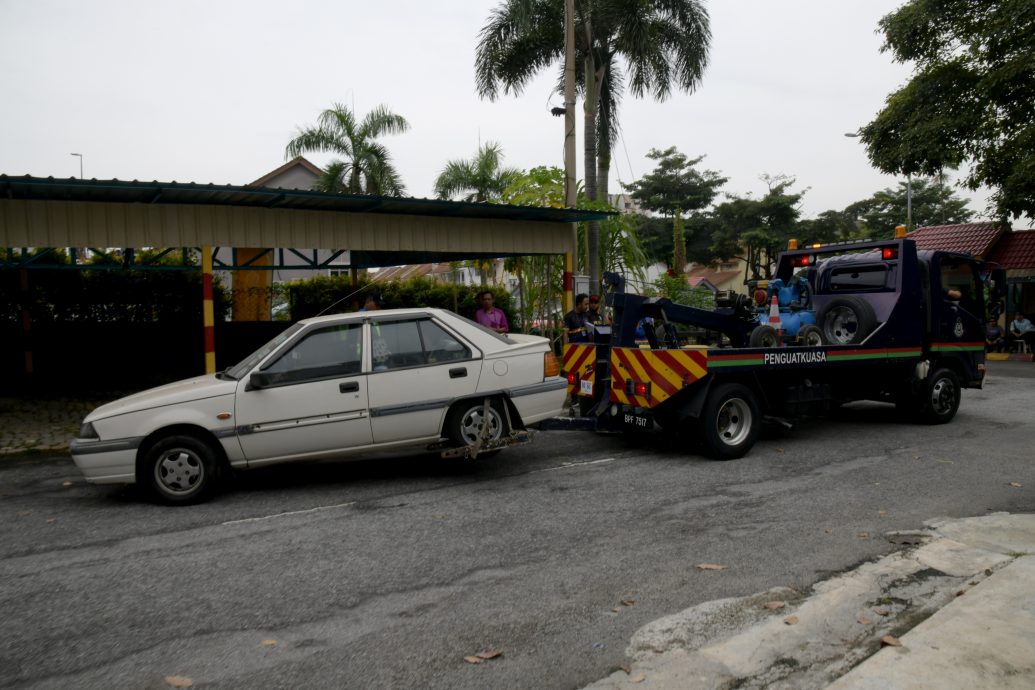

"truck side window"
[828,264,888,291]
[940,260,979,314]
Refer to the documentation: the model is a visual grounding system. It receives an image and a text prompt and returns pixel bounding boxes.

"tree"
[285,103,409,195]
[434,141,521,202]
[844,177,974,237]
[625,146,726,269]
[625,147,727,217]
[476,0,711,287]
[709,176,804,280]
[860,0,1035,220]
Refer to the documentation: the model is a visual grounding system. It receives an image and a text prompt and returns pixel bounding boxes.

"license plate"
[623,411,651,429]
[580,379,594,396]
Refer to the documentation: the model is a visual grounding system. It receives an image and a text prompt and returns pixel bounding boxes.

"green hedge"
[286,275,515,327]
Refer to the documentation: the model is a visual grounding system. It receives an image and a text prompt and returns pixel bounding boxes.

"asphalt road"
[2,362,1033,690]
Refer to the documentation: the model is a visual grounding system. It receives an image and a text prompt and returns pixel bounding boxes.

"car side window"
[369,319,472,371]
[421,320,470,363]
[371,320,424,370]
[263,324,362,384]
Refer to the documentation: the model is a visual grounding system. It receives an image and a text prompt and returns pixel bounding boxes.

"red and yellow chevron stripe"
[610,347,708,408]
[562,343,597,397]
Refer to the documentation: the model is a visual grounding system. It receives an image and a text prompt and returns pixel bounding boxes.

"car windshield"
[221,323,305,380]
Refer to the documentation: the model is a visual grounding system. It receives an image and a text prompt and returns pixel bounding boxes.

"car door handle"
[449,367,467,379]
[339,381,359,393]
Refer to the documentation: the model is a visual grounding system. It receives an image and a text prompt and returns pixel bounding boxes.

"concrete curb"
[585,513,1035,690]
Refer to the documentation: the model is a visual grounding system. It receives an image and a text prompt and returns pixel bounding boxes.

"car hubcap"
[155,449,203,495]
[460,407,502,444]
[716,398,751,446]
[930,378,956,415]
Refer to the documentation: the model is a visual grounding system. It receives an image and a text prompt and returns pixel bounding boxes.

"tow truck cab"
[556,236,1006,459]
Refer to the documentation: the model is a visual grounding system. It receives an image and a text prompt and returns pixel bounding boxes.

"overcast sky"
[0,0,993,220]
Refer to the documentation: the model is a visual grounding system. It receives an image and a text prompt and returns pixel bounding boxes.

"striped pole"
[202,246,216,374]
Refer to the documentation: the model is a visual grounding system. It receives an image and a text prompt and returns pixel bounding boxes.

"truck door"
[935,256,984,342]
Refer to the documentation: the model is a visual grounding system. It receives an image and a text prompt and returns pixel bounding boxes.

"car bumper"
[69,437,140,485]
[507,378,568,426]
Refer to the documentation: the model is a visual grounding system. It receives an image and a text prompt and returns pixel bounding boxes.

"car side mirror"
[248,371,273,390]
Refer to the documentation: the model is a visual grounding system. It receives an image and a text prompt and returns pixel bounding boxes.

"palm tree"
[434,141,521,202]
[476,0,711,287]
[285,103,410,195]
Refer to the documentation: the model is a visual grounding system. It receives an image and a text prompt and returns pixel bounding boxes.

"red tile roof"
[987,230,1035,269]
[907,223,1006,258]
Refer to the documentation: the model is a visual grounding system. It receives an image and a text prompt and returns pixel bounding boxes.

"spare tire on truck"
[817,296,877,345]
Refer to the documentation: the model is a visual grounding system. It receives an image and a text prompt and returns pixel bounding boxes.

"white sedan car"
[71,308,566,504]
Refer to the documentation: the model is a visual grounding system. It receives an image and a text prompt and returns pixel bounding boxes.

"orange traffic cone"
[768,295,782,337]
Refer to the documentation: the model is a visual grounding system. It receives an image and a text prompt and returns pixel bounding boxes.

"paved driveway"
[1,362,1032,689]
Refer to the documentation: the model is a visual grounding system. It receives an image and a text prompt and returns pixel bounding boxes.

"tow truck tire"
[749,324,781,348]
[817,296,877,345]
[917,368,961,425]
[698,383,760,460]
[798,324,824,347]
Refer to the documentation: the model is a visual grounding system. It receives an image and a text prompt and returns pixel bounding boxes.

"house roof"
[987,230,1035,269]
[907,222,1006,258]
[685,265,742,287]
[0,175,613,225]
[248,157,323,188]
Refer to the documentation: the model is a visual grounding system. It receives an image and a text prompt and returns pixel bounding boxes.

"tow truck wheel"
[818,296,877,345]
[698,383,760,460]
[749,325,781,348]
[918,368,961,424]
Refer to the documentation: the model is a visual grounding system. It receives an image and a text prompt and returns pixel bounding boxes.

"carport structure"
[0,175,610,381]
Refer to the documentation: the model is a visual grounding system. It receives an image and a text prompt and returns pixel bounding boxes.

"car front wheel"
[142,434,221,505]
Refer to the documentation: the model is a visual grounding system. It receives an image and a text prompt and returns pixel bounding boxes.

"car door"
[234,322,372,464]
[367,317,480,444]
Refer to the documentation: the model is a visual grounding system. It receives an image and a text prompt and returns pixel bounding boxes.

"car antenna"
[315,285,367,317]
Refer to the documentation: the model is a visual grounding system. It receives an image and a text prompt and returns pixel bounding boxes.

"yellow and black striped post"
[202,246,216,374]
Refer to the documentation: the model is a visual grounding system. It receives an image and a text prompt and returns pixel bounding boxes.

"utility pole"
[562,0,576,312]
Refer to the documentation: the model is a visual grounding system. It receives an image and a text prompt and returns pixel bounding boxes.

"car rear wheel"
[142,434,221,505]
[447,398,506,457]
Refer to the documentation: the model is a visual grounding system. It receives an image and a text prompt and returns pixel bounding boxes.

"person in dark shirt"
[985,319,1005,352]
[563,293,592,343]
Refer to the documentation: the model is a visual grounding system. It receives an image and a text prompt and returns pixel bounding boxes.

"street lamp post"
[70,152,83,180]
[844,133,912,228]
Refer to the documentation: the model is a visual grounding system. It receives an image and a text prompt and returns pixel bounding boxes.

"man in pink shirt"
[475,290,509,334]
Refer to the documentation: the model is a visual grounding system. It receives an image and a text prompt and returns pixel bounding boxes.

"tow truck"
[548,231,1006,459]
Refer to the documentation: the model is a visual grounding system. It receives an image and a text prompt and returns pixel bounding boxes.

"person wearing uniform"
[563,293,592,343]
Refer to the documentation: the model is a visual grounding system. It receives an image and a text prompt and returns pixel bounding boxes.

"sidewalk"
[587,513,1035,689]
[0,395,108,455]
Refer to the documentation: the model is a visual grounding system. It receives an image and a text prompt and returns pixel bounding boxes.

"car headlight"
[78,421,99,439]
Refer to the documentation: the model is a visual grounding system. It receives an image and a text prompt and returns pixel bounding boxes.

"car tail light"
[882,247,898,260]
[544,352,560,378]
[566,371,577,385]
